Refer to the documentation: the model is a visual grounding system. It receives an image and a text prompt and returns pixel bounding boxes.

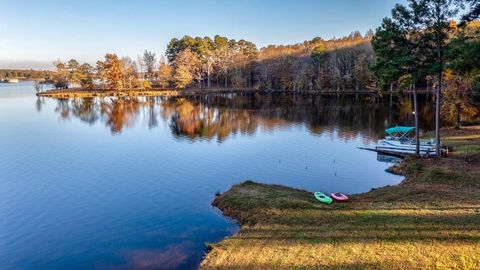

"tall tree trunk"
[207,67,211,89]
[426,80,430,99]
[435,9,442,158]
[389,92,393,125]
[224,69,228,88]
[248,64,251,89]
[413,85,420,157]
[455,77,461,129]
[435,73,442,157]
[317,65,321,90]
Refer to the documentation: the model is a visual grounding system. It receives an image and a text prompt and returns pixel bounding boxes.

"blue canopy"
[385,126,415,135]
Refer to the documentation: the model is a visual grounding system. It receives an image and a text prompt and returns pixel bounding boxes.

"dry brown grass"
[201,158,480,270]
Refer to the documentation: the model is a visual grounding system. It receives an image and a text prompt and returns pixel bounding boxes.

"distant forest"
[45,31,377,92]
[163,31,375,91]
[0,69,53,80]
[42,20,480,96]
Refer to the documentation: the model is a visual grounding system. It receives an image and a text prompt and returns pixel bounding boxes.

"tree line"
[0,69,54,80]
[50,31,377,92]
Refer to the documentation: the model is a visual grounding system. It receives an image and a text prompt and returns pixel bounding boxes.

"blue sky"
[0,0,406,69]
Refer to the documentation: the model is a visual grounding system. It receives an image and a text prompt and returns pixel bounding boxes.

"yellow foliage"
[441,70,479,126]
[142,80,152,90]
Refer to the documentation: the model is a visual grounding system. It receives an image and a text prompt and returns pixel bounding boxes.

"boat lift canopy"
[385,126,415,136]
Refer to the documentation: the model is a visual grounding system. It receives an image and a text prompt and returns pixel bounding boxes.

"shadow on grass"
[213,180,480,242]
[236,210,480,243]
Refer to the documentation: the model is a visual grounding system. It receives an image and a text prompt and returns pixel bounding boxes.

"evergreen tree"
[79,63,94,90]
[372,0,467,157]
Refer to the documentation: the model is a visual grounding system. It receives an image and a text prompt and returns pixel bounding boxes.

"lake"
[1,82,434,269]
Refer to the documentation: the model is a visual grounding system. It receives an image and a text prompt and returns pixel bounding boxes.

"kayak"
[314,192,333,204]
[331,192,349,202]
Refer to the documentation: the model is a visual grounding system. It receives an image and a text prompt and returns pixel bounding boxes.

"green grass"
[451,145,480,155]
[422,126,480,158]
[201,159,480,270]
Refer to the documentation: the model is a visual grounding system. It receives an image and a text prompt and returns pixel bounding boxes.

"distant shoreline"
[35,88,436,98]
[36,88,182,98]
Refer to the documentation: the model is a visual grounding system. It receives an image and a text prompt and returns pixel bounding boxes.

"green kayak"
[314,192,333,204]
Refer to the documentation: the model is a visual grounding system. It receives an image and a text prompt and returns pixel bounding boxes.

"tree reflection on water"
[49,93,435,141]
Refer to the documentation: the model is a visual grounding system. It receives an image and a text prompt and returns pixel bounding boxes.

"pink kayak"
[330,193,349,202]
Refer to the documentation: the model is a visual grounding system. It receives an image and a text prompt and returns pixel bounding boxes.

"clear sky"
[0,0,406,69]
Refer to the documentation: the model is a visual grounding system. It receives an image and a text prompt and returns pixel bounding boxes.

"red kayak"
[330,193,349,202]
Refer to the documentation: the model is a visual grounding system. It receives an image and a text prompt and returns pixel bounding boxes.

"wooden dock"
[358,146,447,158]
[358,147,410,158]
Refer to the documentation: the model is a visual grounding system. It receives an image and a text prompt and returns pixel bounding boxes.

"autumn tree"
[173,49,198,89]
[104,53,123,90]
[163,34,376,92]
[174,65,193,89]
[96,60,107,90]
[443,23,480,128]
[442,71,479,127]
[121,57,139,90]
[157,57,173,88]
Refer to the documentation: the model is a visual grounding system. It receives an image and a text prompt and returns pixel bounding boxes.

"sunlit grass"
[450,144,480,156]
[421,126,480,157]
[201,159,480,270]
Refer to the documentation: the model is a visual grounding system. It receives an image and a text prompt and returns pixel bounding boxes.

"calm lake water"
[1,82,434,269]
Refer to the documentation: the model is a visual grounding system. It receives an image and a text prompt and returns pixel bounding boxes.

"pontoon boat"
[375,126,439,156]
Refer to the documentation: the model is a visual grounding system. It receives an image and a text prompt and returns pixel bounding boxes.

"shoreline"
[36,89,181,98]
[201,146,480,269]
[36,88,398,98]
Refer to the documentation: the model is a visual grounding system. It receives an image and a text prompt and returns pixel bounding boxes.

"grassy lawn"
[427,126,480,158]
[201,156,480,269]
